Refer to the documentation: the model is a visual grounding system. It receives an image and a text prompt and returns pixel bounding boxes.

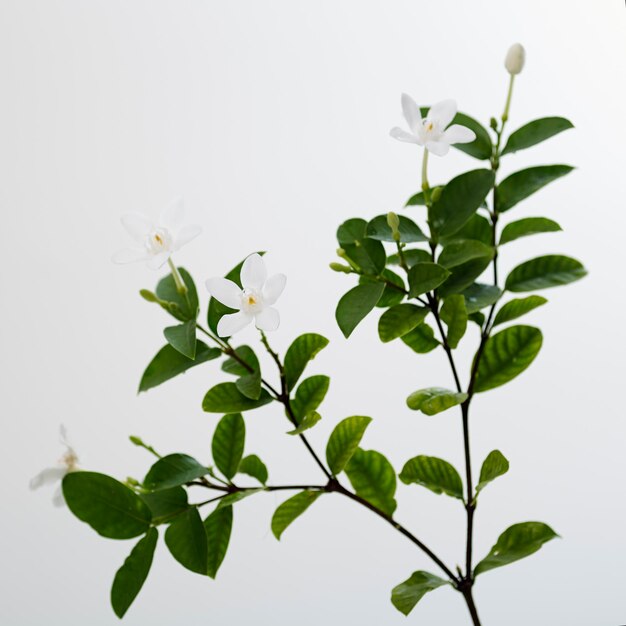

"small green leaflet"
[271,491,323,540]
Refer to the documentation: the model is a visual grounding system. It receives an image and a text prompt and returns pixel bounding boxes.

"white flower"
[505,43,525,75]
[206,253,286,337]
[390,94,476,156]
[29,425,79,507]
[112,198,202,269]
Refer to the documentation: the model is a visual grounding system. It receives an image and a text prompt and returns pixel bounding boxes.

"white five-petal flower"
[112,198,202,269]
[390,94,476,156]
[29,425,79,507]
[206,253,286,337]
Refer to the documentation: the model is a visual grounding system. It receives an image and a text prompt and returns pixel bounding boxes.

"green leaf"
[399,455,464,499]
[111,528,158,618]
[431,169,495,236]
[387,248,431,268]
[204,505,233,578]
[496,165,573,212]
[438,240,494,269]
[345,448,397,515]
[469,311,485,327]
[140,487,188,524]
[474,522,559,576]
[212,413,246,480]
[493,295,547,327]
[62,472,152,539]
[164,508,208,575]
[336,282,385,338]
[139,342,221,393]
[391,571,449,616]
[505,255,587,292]
[291,375,330,422]
[405,186,442,207]
[221,345,259,377]
[501,117,574,155]
[156,267,199,321]
[440,295,467,348]
[342,239,386,275]
[144,454,208,491]
[238,454,268,484]
[406,387,467,415]
[235,370,262,401]
[476,450,510,493]
[326,416,373,474]
[499,217,562,245]
[271,491,323,540]
[401,323,439,353]
[475,325,543,392]
[378,304,428,343]
[462,283,502,314]
[202,383,273,413]
[216,488,264,509]
[407,262,450,297]
[287,411,322,435]
[438,254,493,297]
[337,218,367,245]
[366,214,427,243]
[284,333,330,391]
[163,320,196,359]
[373,269,407,307]
[441,214,492,246]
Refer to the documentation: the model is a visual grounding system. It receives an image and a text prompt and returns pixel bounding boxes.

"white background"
[1,1,625,624]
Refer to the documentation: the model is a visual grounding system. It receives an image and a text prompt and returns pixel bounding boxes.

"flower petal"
[30,467,66,490]
[263,273,286,305]
[401,93,422,134]
[52,485,66,507]
[255,306,280,331]
[206,277,242,309]
[240,253,267,291]
[426,140,450,157]
[111,247,150,264]
[427,99,457,129]
[146,251,171,270]
[443,124,476,145]
[160,197,185,231]
[121,212,153,243]
[174,224,202,250]
[390,127,421,144]
[217,311,252,337]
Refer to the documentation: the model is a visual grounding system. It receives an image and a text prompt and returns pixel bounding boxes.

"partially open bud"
[505,43,525,75]
[329,262,353,274]
[387,212,401,242]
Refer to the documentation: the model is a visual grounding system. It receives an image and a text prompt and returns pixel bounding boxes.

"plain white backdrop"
[1,1,625,624]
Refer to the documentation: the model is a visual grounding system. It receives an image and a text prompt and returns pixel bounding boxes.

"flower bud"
[387,212,401,242]
[139,289,159,302]
[431,186,443,203]
[489,117,498,131]
[505,43,525,75]
[329,262,353,274]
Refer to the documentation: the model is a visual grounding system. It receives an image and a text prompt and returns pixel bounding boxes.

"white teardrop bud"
[505,43,525,75]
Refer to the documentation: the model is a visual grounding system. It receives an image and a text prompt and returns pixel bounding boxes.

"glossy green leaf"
[345,449,397,515]
[387,248,431,268]
[378,304,428,343]
[164,508,208,575]
[493,295,547,327]
[474,522,559,576]
[469,311,486,327]
[291,375,330,422]
[163,320,197,359]
[111,528,158,618]
[287,411,322,435]
[502,117,574,155]
[202,383,273,413]
[140,487,188,524]
[441,214,492,246]
[139,342,221,393]
[342,239,386,275]
[440,295,467,348]
[475,325,543,392]
[336,282,385,338]
[431,169,495,236]
[284,333,329,391]
[156,267,199,321]
[438,254,493,297]
[505,255,587,292]
[406,388,467,416]
[462,283,502,314]
[204,505,233,578]
[238,454,268,484]
[144,454,208,491]
[216,488,264,509]
[496,165,573,212]
[63,472,152,539]
[271,491,323,540]
[212,413,246,480]
[476,450,510,493]
[399,455,464,499]
[326,416,373,474]
[366,214,427,243]
[235,370,262,401]
[499,217,562,245]
[373,269,406,307]
[438,240,494,269]
[221,345,259,377]
[407,262,450,297]
[405,186,443,207]
[391,571,449,616]
[337,218,367,245]
[401,323,439,353]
